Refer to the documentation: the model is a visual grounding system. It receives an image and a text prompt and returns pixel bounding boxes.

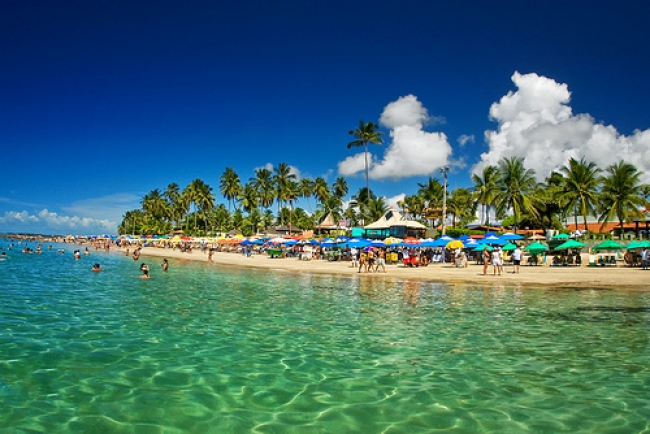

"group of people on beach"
[481,245,522,276]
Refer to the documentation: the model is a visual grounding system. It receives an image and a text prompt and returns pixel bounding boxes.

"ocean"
[1,239,650,433]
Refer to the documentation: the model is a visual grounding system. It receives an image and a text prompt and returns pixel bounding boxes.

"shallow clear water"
[1,241,650,433]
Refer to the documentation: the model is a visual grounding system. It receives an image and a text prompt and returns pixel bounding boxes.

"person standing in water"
[161,259,169,272]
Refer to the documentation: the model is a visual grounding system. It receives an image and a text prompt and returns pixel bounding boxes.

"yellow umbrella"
[446,240,465,249]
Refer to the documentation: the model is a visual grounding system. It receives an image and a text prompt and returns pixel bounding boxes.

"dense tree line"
[119,122,648,236]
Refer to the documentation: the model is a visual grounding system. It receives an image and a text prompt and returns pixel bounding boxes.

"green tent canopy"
[592,239,625,251]
[501,243,517,251]
[554,239,587,250]
[524,242,549,253]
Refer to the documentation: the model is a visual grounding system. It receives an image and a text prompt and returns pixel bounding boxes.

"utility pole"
[440,166,449,235]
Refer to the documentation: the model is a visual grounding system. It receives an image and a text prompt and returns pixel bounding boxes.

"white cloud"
[338,95,454,181]
[457,134,475,147]
[63,193,140,223]
[385,193,405,210]
[338,153,368,177]
[0,209,116,235]
[473,71,650,182]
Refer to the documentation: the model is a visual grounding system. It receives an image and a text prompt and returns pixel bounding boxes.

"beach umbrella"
[419,239,437,247]
[344,238,371,248]
[431,237,453,247]
[473,244,493,251]
[527,234,546,240]
[464,238,479,247]
[626,240,650,249]
[383,237,402,244]
[552,233,570,239]
[370,240,386,247]
[524,242,549,253]
[446,240,465,249]
[592,239,625,251]
[480,235,507,246]
[501,242,517,251]
[270,237,289,243]
[554,239,586,250]
[501,232,525,241]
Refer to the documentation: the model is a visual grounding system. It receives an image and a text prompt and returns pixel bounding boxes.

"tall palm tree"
[333,177,349,201]
[251,168,275,210]
[495,157,539,233]
[273,162,296,225]
[559,157,602,232]
[141,189,167,221]
[187,179,214,234]
[447,188,475,228]
[299,178,314,212]
[239,182,260,214]
[598,161,645,234]
[365,196,389,224]
[471,165,500,225]
[163,183,181,230]
[220,167,242,212]
[347,120,384,195]
[312,177,330,209]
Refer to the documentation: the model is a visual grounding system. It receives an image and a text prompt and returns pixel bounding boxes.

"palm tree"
[220,167,242,211]
[273,163,296,224]
[559,157,602,232]
[163,183,181,230]
[251,168,275,210]
[598,161,645,234]
[471,165,500,225]
[299,178,314,212]
[495,157,539,233]
[141,189,167,222]
[187,179,214,234]
[239,182,260,214]
[312,177,330,208]
[365,196,389,224]
[447,188,475,228]
[347,120,384,195]
[333,177,349,201]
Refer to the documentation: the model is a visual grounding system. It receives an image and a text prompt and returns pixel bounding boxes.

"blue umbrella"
[501,232,525,241]
[431,236,454,247]
[343,238,371,248]
[370,240,386,247]
[480,235,507,246]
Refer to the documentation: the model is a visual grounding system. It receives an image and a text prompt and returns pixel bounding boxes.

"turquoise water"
[1,241,650,433]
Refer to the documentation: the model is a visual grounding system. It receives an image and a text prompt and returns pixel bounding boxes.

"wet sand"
[130,246,650,290]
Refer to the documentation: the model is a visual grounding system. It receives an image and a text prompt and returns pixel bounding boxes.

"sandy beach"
[129,246,650,290]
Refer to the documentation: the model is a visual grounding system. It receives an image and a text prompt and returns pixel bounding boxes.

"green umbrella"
[501,242,517,251]
[552,233,570,239]
[473,244,493,251]
[554,239,586,250]
[626,240,650,249]
[524,241,549,253]
[592,239,625,251]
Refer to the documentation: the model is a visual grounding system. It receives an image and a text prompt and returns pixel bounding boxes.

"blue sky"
[2,1,650,235]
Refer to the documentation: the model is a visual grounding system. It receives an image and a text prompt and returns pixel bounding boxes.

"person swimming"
[140,263,150,279]
[92,263,102,272]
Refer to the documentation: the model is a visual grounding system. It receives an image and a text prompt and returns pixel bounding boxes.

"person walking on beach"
[482,248,490,275]
[492,247,502,276]
[641,247,649,270]
[350,247,358,268]
[512,245,522,274]
[375,248,386,273]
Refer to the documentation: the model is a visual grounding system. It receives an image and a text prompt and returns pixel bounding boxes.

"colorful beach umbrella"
[473,244,493,251]
[592,239,625,251]
[446,240,465,249]
[501,242,517,251]
[501,232,525,241]
[552,233,570,239]
[554,239,586,250]
[524,242,549,253]
[626,240,650,249]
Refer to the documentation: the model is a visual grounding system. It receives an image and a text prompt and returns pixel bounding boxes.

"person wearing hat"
[492,246,502,276]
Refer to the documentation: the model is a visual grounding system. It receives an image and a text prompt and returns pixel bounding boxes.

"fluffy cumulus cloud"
[457,134,475,147]
[338,95,454,180]
[0,209,116,235]
[473,71,650,182]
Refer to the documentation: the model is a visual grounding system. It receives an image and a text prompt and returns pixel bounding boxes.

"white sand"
[128,246,650,290]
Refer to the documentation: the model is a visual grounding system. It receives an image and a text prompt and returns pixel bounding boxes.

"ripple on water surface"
[1,242,650,433]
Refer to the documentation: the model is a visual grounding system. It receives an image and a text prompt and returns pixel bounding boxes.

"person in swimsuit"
[140,263,150,279]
